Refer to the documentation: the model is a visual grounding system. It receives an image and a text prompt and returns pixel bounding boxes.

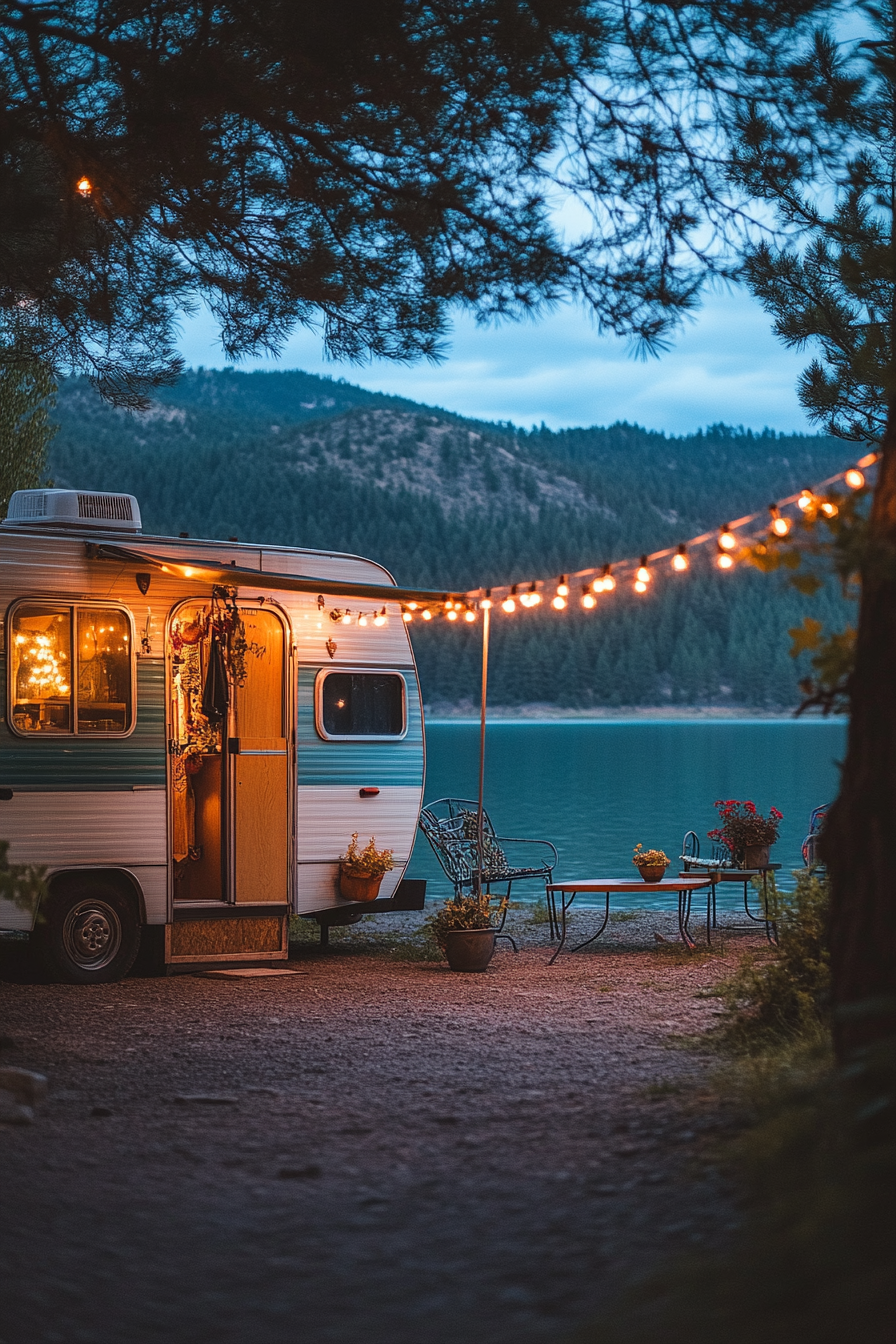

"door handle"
[359,787,380,798]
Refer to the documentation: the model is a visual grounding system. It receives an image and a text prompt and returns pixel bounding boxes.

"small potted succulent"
[708,799,782,869]
[338,834,394,902]
[424,893,508,972]
[632,844,670,882]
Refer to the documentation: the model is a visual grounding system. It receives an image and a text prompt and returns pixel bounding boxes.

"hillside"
[48,368,855,710]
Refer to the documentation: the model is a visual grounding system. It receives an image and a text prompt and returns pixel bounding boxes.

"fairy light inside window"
[10,604,132,734]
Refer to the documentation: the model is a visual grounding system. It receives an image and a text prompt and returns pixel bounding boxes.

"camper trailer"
[0,488,427,981]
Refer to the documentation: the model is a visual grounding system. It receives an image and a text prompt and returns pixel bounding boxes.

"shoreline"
[423,703,841,722]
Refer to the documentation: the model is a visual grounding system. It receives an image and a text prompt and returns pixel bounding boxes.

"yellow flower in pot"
[632,844,670,882]
[424,892,508,972]
[338,834,394,901]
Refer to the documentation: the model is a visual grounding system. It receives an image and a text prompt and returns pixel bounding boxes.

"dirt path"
[0,909,759,1344]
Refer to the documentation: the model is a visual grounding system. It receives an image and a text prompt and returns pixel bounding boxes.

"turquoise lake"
[404,719,847,908]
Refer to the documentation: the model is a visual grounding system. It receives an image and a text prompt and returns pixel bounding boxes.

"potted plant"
[338,834,394,901]
[424,893,508,972]
[632,844,670,882]
[708,799,783,869]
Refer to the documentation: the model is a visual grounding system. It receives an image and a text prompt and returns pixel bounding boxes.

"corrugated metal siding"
[0,659,166,789]
[3,788,166,869]
[297,784,422,864]
[296,667,423,787]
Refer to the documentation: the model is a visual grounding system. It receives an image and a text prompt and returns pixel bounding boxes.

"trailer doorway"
[168,601,289,906]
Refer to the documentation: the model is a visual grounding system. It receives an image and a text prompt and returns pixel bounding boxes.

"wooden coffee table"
[545,877,714,963]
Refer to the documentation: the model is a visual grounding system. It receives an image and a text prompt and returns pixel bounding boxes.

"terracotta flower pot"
[637,864,668,882]
[338,867,384,902]
[743,845,770,870]
[443,928,496,972]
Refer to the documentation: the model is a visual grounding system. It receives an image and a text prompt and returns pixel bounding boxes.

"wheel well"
[45,869,145,924]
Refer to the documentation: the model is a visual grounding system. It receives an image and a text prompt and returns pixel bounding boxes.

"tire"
[36,879,142,984]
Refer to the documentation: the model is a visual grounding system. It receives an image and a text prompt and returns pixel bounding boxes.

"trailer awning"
[86,543,458,606]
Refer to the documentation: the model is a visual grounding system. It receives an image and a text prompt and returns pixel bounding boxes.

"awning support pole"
[475,603,490,900]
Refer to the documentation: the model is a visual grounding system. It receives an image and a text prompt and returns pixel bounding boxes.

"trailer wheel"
[36,880,141,984]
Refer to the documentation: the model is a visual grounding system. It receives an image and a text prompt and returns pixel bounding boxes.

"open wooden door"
[230,608,289,904]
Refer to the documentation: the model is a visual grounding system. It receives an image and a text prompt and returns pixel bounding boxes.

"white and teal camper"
[0,488,427,981]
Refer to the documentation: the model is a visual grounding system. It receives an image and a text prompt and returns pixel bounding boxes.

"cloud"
[176,286,812,436]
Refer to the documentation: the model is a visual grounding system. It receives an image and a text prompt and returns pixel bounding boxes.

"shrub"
[715,870,830,1050]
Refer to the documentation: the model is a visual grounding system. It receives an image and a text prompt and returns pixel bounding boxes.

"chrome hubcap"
[62,900,122,970]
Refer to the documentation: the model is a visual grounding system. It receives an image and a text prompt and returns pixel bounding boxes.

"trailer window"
[317,672,406,739]
[9,603,133,735]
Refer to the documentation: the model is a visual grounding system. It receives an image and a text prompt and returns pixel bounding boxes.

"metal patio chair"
[802,803,830,872]
[418,798,559,945]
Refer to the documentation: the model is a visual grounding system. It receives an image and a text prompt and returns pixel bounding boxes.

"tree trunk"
[822,403,896,1057]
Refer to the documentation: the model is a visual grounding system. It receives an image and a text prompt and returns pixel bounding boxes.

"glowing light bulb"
[341,612,352,624]
[551,595,567,610]
[717,550,734,569]
[634,579,648,594]
[718,526,736,551]
[501,596,516,613]
[373,608,387,627]
[447,609,458,621]
[76,176,92,196]
[182,567,195,578]
[556,576,569,598]
[845,469,865,490]
[407,602,419,611]
[581,590,596,609]
[769,505,791,537]
[402,611,413,622]
[798,489,814,511]
[358,614,368,626]
[600,565,616,592]
[636,557,651,584]
[464,609,476,622]
[820,500,838,517]
[672,545,689,572]
[422,609,433,621]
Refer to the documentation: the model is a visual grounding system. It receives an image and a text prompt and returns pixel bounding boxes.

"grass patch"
[527,897,553,926]
[609,909,639,923]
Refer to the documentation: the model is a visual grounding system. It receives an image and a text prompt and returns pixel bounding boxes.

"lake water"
[404,719,847,908]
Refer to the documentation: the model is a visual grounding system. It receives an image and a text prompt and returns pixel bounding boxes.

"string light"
[402,610,413,622]
[76,176,92,196]
[447,608,459,621]
[358,613,368,626]
[407,602,419,611]
[411,456,875,632]
[373,607,387,627]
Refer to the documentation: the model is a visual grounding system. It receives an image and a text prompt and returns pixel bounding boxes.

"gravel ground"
[0,907,766,1344]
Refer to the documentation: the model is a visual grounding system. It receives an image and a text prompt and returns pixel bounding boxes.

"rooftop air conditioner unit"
[2,489,142,532]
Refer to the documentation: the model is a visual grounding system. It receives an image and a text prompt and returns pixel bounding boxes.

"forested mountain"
[48,369,854,711]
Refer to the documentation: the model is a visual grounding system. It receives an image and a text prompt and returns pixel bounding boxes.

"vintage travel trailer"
[0,488,430,981]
